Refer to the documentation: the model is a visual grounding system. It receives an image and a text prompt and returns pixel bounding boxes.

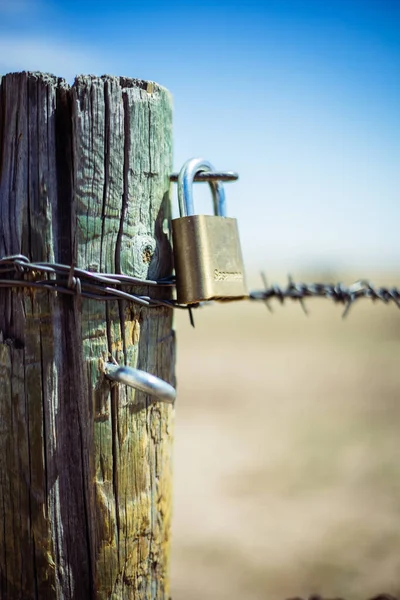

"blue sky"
[0,0,399,273]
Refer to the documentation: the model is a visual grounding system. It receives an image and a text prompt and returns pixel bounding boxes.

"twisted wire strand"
[0,255,399,319]
[0,254,183,310]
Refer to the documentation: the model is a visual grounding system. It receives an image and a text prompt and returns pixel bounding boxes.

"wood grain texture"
[0,72,175,599]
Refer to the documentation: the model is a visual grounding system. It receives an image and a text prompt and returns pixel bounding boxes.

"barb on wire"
[250,273,400,317]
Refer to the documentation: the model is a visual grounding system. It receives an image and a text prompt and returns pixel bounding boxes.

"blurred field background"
[170,271,400,600]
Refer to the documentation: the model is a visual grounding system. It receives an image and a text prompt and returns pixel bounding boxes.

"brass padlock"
[172,158,247,305]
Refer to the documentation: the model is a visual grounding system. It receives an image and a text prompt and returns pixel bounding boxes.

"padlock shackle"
[177,158,227,218]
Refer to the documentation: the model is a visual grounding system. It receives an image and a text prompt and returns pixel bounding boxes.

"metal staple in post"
[104,362,176,403]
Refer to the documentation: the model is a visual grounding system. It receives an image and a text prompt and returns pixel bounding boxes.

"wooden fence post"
[0,72,175,599]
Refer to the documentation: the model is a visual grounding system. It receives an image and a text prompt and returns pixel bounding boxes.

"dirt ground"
[169,273,400,600]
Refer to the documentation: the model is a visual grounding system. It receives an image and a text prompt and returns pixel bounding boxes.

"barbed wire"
[250,273,400,317]
[0,255,399,323]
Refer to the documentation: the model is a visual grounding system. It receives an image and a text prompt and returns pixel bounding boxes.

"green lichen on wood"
[0,72,174,599]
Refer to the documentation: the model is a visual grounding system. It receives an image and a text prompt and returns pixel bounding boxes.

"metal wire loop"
[170,171,239,183]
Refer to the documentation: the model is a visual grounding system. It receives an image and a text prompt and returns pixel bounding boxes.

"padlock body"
[172,215,247,304]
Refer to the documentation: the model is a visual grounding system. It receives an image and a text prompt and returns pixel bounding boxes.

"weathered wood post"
[0,72,175,599]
